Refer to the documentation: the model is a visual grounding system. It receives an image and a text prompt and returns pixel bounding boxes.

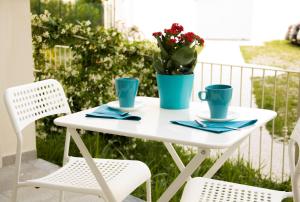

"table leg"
[164,142,192,182]
[157,148,210,202]
[203,138,246,178]
[163,142,187,172]
[67,128,116,202]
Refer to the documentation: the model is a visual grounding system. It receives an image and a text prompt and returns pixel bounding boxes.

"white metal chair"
[4,79,151,202]
[181,119,300,202]
[180,119,300,202]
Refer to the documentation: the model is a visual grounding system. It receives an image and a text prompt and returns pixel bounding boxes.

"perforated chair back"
[289,118,300,201]
[4,79,71,134]
[4,80,151,202]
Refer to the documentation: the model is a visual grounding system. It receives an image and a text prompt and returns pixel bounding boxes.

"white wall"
[115,0,300,41]
[251,0,300,41]
[115,0,253,40]
[115,0,198,39]
[0,0,36,167]
[195,0,253,40]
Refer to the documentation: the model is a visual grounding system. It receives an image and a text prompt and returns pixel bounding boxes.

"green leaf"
[166,60,174,74]
[171,46,196,66]
[185,52,198,74]
[153,53,165,74]
[156,37,169,59]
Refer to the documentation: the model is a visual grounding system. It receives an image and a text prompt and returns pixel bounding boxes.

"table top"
[54,97,276,149]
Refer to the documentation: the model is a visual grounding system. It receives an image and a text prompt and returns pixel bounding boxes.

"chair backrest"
[289,118,300,201]
[4,79,71,134]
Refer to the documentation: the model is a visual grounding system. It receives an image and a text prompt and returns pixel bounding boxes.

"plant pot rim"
[156,73,194,77]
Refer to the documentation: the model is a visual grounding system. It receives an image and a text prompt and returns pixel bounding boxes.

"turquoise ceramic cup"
[115,77,139,108]
[198,84,233,119]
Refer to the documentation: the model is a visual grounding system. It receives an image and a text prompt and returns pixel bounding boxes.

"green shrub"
[32,11,158,137]
[30,0,104,27]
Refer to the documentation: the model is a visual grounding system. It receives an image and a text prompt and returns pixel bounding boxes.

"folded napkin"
[86,105,141,121]
[170,119,257,133]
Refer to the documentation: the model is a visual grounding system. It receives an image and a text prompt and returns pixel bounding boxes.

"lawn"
[241,40,300,70]
[240,40,300,137]
[37,133,292,201]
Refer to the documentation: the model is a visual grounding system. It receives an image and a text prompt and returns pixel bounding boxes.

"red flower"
[164,28,177,35]
[167,38,177,45]
[183,32,196,43]
[164,23,184,35]
[194,35,205,45]
[177,35,183,42]
[152,32,162,37]
[199,38,205,45]
[153,23,204,49]
[171,23,184,33]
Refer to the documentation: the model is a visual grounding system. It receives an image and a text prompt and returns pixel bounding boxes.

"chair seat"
[181,177,291,202]
[24,157,150,201]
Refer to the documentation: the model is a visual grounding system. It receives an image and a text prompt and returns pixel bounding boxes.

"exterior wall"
[0,0,36,167]
[115,0,253,40]
[251,0,300,41]
[115,0,300,41]
[195,0,253,40]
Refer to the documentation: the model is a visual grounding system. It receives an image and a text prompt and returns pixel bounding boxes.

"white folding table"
[54,96,277,202]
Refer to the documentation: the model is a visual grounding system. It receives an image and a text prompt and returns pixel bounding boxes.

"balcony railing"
[194,62,300,182]
[46,45,300,182]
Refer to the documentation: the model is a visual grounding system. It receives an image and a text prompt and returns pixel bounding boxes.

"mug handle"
[198,91,207,101]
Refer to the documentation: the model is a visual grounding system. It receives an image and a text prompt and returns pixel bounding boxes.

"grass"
[241,40,300,69]
[240,40,300,137]
[252,74,299,137]
[37,133,292,201]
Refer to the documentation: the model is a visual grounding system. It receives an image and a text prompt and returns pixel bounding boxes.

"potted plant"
[152,23,204,109]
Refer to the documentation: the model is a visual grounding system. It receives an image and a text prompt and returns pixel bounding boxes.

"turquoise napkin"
[86,105,141,121]
[170,119,257,133]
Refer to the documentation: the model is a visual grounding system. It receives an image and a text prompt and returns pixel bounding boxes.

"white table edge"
[54,110,277,149]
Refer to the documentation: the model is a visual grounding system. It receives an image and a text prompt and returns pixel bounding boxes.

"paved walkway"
[0,159,143,202]
[198,40,246,64]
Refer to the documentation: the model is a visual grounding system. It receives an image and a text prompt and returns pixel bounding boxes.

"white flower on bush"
[36,36,42,43]
[71,25,80,34]
[61,29,66,34]
[42,43,48,49]
[85,20,91,26]
[111,31,117,37]
[65,24,72,30]
[100,44,106,49]
[71,69,78,76]
[129,46,136,52]
[40,11,50,22]
[44,10,50,17]
[42,31,50,38]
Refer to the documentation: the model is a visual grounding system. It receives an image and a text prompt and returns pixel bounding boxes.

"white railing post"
[197,61,300,182]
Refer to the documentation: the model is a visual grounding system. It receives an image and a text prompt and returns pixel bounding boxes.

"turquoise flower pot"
[156,73,194,109]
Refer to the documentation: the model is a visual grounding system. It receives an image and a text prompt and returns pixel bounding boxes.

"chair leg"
[146,179,151,202]
[10,185,18,202]
[59,191,64,202]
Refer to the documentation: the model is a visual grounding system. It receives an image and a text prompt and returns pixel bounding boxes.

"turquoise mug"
[115,77,139,108]
[198,84,233,119]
